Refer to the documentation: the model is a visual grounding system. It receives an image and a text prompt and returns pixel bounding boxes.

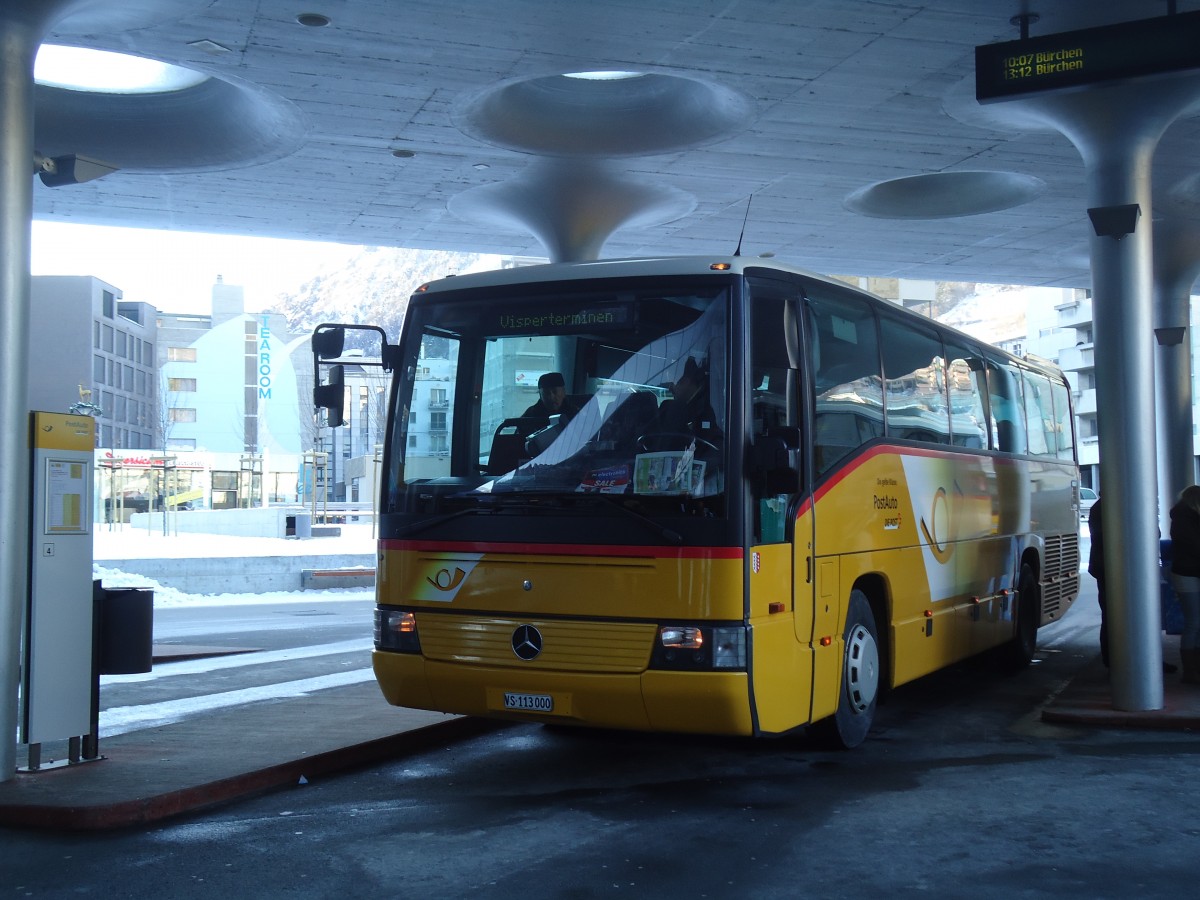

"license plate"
[503,692,554,712]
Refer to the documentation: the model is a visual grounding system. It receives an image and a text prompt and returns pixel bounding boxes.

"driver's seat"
[486,418,534,475]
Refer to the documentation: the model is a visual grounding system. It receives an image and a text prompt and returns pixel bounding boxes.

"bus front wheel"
[813,589,880,750]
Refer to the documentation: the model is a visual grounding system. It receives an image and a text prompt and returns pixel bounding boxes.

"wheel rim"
[845,624,880,714]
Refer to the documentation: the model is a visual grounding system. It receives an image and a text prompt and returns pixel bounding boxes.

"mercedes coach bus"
[312,257,1081,748]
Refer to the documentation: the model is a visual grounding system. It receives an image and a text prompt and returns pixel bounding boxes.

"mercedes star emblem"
[511,624,543,661]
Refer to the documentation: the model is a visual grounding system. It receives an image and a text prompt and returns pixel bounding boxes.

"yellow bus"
[313,257,1080,748]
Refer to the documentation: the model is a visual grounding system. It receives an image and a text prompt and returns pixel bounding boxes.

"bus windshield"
[386,278,730,519]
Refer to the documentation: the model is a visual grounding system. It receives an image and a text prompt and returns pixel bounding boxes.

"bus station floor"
[1,633,1197,832]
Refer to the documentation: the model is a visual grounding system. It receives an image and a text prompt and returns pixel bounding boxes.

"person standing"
[1087,497,1109,668]
[1089,495,1178,674]
[1169,485,1200,683]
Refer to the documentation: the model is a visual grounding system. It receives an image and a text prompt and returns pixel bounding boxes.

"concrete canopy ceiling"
[29,0,1200,288]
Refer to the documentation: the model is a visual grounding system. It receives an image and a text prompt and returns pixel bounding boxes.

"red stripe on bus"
[381,539,743,560]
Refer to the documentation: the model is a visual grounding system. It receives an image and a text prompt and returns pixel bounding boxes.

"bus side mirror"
[312,326,345,360]
[314,364,345,426]
[752,427,800,494]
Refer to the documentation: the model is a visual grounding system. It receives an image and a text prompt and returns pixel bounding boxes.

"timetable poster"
[45,458,88,534]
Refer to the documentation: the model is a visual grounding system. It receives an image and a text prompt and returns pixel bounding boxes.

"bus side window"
[807,291,883,476]
[881,316,951,445]
[1049,377,1075,460]
[747,284,796,436]
[1023,370,1060,459]
[748,281,800,541]
[986,360,1027,453]
[944,344,989,449]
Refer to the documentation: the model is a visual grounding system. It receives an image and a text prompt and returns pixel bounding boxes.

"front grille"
[416,614,656,673]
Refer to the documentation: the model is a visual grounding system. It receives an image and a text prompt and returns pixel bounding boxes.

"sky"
[31,220,366,316]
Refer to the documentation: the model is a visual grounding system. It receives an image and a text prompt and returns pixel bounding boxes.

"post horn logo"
[426,567,468,591]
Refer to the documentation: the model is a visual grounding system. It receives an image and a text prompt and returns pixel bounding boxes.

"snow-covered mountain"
[936,283,1028,345]
[272,246,501,341]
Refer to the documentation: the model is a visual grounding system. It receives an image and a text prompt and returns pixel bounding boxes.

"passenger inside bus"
[652,357,721,443]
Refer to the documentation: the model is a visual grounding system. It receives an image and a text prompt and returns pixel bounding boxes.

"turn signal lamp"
[375,608,421,653]
[661,626,703,649]
[710,262,732,270]
[652,624,746,671]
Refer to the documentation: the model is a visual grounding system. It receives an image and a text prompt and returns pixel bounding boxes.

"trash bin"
[286,512,312,538]
[93,581,154,674]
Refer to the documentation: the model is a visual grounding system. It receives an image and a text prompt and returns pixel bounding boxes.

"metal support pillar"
[0,5,40,784]
[0,0,73,783]
[1085,161,1164,710]
[990,74,1200,710]
[1152,227,1200,530]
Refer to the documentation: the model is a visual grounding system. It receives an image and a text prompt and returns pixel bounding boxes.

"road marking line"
[100,668,377,736]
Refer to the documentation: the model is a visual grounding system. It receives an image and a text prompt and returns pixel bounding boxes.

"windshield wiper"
[392,493,559,537]
[583,495,683,545]
[391,506,495,538]
[395,492,682,545]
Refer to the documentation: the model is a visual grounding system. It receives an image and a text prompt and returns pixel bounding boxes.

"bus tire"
[1001,561,1039,669]
[813,589,880,750]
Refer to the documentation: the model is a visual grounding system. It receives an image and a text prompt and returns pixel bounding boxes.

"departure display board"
[976,11,1200,103]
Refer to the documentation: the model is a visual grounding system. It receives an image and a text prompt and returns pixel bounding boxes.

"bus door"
[745,277,811,732]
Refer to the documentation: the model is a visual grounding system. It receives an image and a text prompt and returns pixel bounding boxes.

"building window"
[168,377,197,392]
[102,290,114,318]
[168,408,197,423]
[167,347,197,362]
[94,354,105,383]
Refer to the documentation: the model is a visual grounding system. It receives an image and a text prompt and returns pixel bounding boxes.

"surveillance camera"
[36,153,119,187]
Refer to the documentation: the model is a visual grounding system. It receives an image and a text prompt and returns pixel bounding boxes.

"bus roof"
[410,255,1065,380]
[412,256,850,295]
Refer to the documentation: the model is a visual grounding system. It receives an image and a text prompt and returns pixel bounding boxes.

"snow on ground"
[92,523,377,608]
[93,522,376,560]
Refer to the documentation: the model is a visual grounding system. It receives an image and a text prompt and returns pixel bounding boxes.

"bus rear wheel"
[1000,561,1039,669]
[813,589,880,750]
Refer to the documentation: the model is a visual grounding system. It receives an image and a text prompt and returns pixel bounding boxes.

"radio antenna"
[733,195,753,257]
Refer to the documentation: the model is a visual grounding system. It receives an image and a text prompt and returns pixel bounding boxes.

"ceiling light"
[562,71,644,81]
[188,40,232,56]
[296,13,331,27]
[35,45,208,94]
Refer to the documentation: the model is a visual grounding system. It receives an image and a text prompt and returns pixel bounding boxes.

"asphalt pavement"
[1,627,1196,831]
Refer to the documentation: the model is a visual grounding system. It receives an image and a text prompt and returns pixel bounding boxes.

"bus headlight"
[711,627,747,669]
[650,624,746,671]
[375,608,421,653]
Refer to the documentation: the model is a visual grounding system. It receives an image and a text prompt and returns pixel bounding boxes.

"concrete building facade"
[29,275,158,451]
